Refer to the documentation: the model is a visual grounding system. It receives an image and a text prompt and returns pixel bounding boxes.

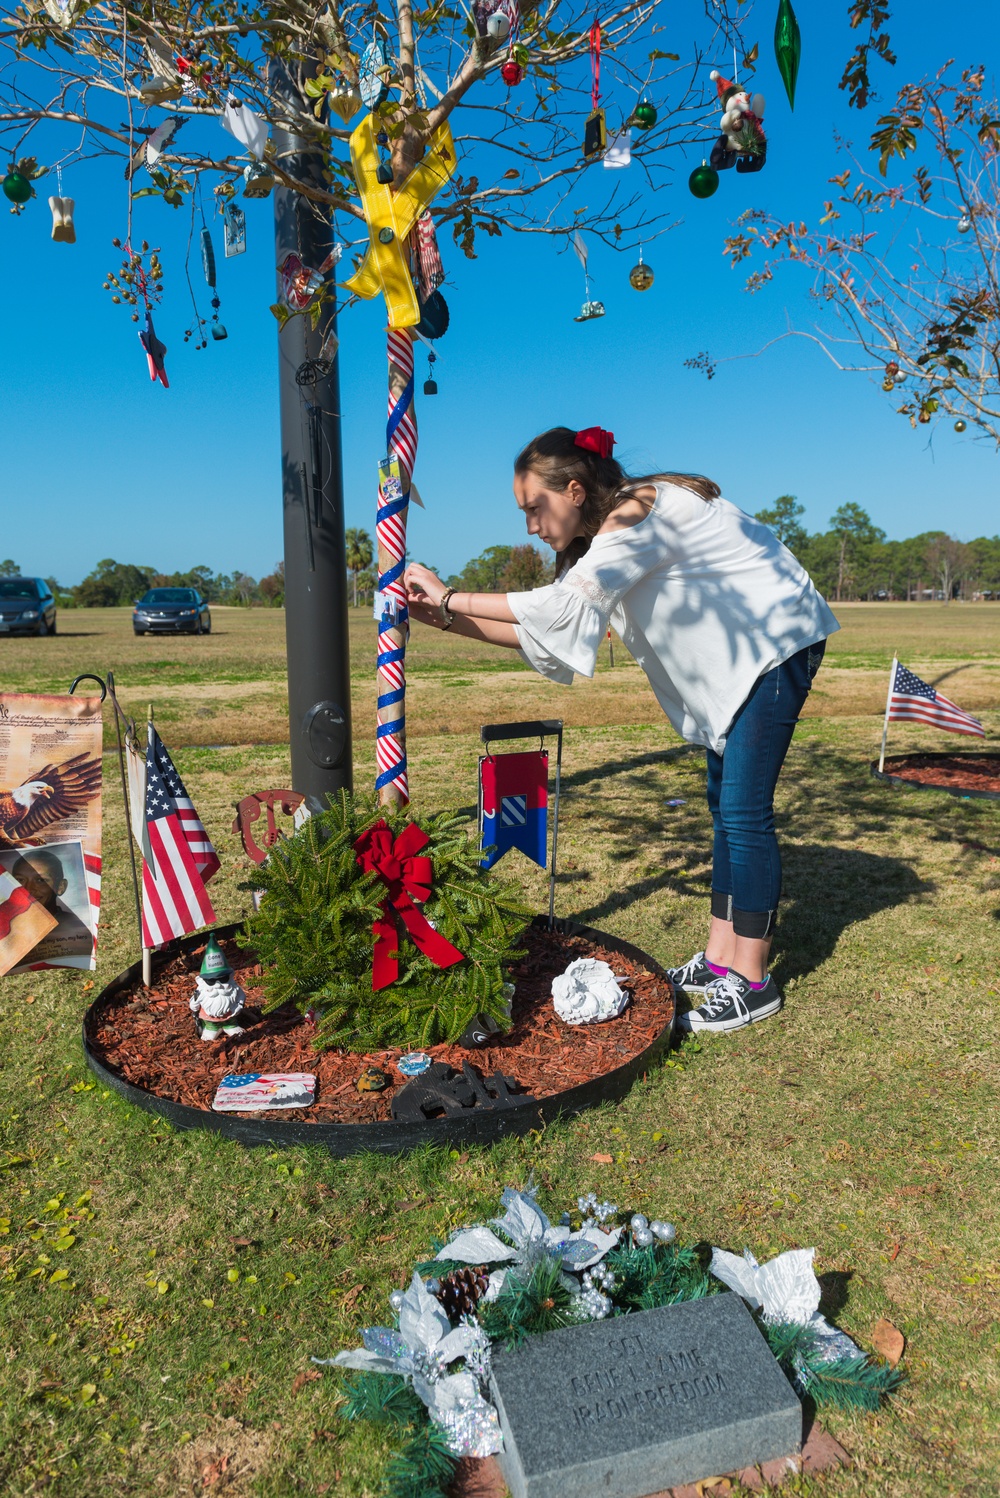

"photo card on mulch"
[211,1073,317,1112]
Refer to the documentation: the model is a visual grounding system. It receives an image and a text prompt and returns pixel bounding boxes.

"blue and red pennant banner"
[480,751,548,869]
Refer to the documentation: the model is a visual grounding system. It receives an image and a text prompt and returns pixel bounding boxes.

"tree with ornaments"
[0,0,754,811]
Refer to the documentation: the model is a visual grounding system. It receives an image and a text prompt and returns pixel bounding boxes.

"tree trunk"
[273,74,352,810]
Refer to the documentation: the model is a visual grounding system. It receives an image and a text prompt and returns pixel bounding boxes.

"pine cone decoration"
[435,1265,489,1317]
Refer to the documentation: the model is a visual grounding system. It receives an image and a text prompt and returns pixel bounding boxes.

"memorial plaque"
[490,1294,801,1498]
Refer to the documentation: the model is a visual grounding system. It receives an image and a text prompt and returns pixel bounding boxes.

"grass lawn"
[1,605,998,1497]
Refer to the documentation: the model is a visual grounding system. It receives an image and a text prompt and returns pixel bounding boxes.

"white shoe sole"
[679,995,782,1033]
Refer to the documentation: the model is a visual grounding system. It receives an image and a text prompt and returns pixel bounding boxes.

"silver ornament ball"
[629,1213,648,1232]
[389,1288,406,1312]
[653,1221,676,1243]
[957,211,972,233]
[633,1227,654,1248]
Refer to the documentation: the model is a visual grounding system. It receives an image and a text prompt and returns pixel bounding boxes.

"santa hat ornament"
[708,71,767,177]
[48,195,76,243]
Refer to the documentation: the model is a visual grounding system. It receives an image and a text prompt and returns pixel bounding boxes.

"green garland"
[334,1191,906,1498]
[240,792,530,1052]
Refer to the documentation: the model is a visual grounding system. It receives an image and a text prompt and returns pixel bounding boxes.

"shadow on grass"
[773,843,930,985]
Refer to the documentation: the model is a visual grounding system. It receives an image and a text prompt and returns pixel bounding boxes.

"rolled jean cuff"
[710,890,733,922]
[732,906,776,939]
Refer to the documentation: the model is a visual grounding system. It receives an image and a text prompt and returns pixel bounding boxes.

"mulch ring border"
[82,919,675,1158]
[870,751,1000,802]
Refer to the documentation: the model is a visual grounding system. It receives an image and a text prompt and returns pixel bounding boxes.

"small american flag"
[141,724,219,948]
[888,661,985,738]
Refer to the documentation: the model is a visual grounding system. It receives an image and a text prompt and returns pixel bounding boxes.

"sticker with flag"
[888,661,985,737]
[480,750,548,869]
[140,723,220,949]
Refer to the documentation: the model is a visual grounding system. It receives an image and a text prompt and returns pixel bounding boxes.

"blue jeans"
[705,641,825,938]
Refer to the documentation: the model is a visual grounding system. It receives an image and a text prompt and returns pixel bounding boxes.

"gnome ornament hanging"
[189,935,246,1040]
[709,72,767,175]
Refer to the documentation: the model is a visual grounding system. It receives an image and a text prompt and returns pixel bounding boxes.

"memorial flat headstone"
[490,1293,802,1498]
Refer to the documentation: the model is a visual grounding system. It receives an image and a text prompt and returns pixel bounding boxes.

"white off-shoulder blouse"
[506,482,839,754]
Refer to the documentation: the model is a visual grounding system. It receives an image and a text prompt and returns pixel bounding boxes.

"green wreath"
[241,792,530,1052]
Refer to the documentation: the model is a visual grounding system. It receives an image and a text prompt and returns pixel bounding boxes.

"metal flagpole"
[879,655,897,773]
[142,704,153,988]
[107,671,143,952]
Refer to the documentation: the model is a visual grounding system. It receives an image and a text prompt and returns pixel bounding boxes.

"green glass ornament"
[3,170,32,204]
[688,162,719,199]
[633,99,657,131]
[774,0,801,110]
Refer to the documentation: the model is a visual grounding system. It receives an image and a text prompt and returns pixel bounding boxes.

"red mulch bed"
[882,753,1000,795]
[84,927,675,1125]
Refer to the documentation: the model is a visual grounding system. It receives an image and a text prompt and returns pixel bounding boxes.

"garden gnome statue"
[189,935,246,1040]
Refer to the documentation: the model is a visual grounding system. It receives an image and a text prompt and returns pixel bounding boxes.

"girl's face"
[513,470,586,553]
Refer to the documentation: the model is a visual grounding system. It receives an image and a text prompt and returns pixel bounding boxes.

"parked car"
[133,588,212,636]
[0,577,57,636]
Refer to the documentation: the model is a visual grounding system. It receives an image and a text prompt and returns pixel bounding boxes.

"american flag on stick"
[140,722,219,948]
[879,658,984,769]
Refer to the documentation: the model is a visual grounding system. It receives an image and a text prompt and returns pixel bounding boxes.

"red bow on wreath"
[354,820,465,991]
[575,426,615,459]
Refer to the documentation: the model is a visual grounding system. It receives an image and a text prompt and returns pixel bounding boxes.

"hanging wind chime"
[583,21,606,160]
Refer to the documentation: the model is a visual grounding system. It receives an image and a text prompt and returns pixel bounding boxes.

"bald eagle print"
[0,753,102,848]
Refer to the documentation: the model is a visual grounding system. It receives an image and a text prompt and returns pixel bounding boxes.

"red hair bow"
[575,426,615,459]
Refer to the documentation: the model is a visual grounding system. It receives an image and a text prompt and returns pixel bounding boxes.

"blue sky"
[2,0,997,586]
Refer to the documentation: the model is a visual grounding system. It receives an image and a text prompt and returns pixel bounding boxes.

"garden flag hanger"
[479,719,563,926]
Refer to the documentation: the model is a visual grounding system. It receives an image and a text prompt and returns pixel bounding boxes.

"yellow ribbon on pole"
[342,113,457,329]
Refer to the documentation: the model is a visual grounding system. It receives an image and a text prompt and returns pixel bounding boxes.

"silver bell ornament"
[629,1213,648,1232]
[487,11,511,41]
[633,1227,654,1248]
[389,1288,406,1312]
[328,82,362,124]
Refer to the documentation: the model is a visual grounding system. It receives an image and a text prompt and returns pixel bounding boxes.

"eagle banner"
[0,693,103,972]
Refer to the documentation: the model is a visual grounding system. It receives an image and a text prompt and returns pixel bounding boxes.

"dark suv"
[133,588,212,636]
[0,577,57,636]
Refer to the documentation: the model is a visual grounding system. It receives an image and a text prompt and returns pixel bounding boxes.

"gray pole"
[273,101,353,810]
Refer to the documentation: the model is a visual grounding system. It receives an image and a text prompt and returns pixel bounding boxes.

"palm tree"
[345,529,373,609]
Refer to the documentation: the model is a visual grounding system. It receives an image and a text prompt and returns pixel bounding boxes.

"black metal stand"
[272,70,352,810]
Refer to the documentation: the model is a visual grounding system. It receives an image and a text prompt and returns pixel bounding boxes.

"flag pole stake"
[879,654,897,774]
[107,671,144,954]
[142,703,154,987]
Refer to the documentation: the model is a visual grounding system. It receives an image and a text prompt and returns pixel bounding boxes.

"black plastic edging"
[82,919,675,1157]
[870,751,1000,803]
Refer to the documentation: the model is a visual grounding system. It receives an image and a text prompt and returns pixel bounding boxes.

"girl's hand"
[404,564,447,609]
[407,597,441,629]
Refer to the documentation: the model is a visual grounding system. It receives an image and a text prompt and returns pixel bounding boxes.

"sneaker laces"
[673,951,707,985]
[698,972,748,1017]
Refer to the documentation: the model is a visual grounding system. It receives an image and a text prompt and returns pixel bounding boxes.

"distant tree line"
[7,504,996,617]
[0,557,287,608]
[753,499,1000,601]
